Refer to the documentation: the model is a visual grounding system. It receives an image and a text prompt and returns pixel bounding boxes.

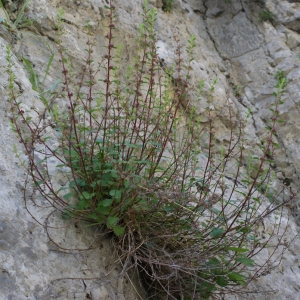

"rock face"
[0,0,300,299]
[203,0,300,205]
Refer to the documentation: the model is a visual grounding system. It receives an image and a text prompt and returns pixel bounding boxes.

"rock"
[148,0,163,9]
[0,0,300,299]
[188,0,206,14]
[266,0,300,32]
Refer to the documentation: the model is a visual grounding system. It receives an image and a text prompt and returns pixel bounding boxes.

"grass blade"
[14,0,31,28]
[42,53,54,84]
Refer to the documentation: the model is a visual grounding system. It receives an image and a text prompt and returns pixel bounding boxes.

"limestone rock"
[0,0,300,299]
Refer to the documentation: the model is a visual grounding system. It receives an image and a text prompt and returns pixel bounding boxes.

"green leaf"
[236,190,247,196]
[199,281,216,297]
[88,213,104,223]
[106,216,119,228]
[101,199,113,207]
[216,276,228,287]
[14,0,31,28]
[227,247,249,253]
[124,141,139,148]
[96,206,111,215]
[44,79,60,95]
[237,257,255,266]
[75,200,89,210]
[228,272,246,285]
[69,180,76,188]
[208,257,220,266]
[95,138,104,144]
[210,227,224,238]
[199,294,210,300]
[65,149,79,158]
[82,191,93,199]
[113,225,125,236]
[63,192,73,200]
[164,205,174,212]
[109,189,122,201]
[265,126,272,131]
[43,53,54,84]
[201,222,207,227]
[124,180,130,188]
[252,197,261,203]
[239,226,251,234]
[34,180,44,186]
[56,164,67,168]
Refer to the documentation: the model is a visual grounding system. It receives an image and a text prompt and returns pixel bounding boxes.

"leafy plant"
[6,0,294,299]
[259,10,274,22]
[274,69,286,85]
[233,84,243,97]
[162,0,174,12]
[21,54,59,105]
[0,0,32,37]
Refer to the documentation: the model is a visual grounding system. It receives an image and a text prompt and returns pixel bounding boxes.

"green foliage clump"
[274,69,286,87]
[0,0,32,37]
[259,10,274,22]
[6,0,294,299]
[233,84,243,97]
[162,0,174,12]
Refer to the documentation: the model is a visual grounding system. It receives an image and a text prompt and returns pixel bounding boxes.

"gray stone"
[0,0,300,299]
[188,0,206,14]
[266,0,300,31]
[207,12,264,58]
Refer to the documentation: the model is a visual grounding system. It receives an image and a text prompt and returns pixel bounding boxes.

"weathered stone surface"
[206,12,264,58]
[0,0,300,299]
[203,0,300,296]
[266,0,300,32]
